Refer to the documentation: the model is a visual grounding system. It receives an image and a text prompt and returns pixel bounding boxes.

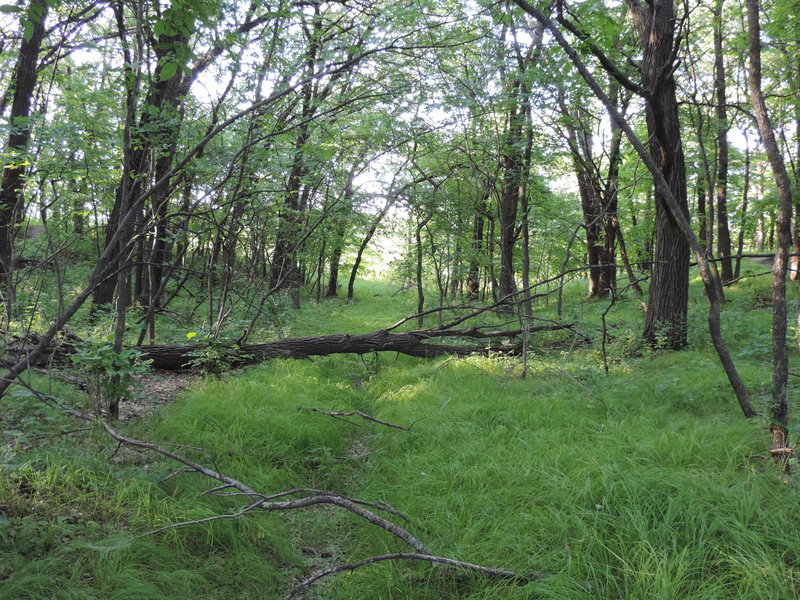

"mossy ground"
[3,264,800,599]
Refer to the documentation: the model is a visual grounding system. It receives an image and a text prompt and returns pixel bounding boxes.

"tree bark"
[627,0,691,349]
[93,13,187,312]
[139,324,578,370]
[714,0,734,284]
[0,0,48,286]
[467,188,489,300]
[498,90,522,299]
[347,195,394,300]
[734,138,751,280]
[746,0,793,432]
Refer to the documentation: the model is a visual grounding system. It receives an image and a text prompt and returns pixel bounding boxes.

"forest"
[2,0,800,597]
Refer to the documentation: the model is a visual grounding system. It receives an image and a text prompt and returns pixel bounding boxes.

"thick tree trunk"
[6,323,578,371]
[498,82,523,299]
[0,0,48,286]
[141,324,577,369]
[628,0,691,349]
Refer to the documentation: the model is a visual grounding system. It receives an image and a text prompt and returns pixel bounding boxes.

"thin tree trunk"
[348,197,394,300]
[467,190,488,300]
[746,0,793,440]
[326,226,345,297]
[714,0,734,284]
[415,212,433,327]
[614,218,643,297]
[734,138,751,280]
[697,180,708,251]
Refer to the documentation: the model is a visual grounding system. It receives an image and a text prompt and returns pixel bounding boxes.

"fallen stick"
[299,407,411,430]
[285,552,546,599]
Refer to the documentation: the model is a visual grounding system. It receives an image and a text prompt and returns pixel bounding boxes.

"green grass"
[3,266,800,599]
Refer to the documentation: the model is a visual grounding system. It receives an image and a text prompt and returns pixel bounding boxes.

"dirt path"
[120,371,200,420]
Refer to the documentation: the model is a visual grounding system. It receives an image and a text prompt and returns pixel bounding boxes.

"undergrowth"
[3,267,800,599]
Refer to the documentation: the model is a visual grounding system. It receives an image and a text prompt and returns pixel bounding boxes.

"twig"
[26,426,92,440]
[159,466,195,483]
[142,501,263,536]
[204,487,412,522]
[285,552,546,599]
[299,407,411,431]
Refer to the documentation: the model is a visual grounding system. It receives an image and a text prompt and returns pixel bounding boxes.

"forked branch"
[285,552,546,599]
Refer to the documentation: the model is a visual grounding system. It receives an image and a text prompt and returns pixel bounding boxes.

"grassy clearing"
[3,269,800,599]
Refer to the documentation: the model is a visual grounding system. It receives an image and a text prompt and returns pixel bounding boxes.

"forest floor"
[3,268,800,599]
[115,372,200,421]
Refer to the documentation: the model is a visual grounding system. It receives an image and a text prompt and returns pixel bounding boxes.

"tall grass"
[3,270,800,599]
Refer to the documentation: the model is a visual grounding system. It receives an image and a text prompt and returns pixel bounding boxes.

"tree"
[0,0,48,307]
[511,0,756,418]
[746,0,794,448]
[625,0,691,348]
[713,0,734,284]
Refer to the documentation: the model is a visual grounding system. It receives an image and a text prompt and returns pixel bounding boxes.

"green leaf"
[22,19,33,41]
[0,5,23,14]
[159,61,178,81]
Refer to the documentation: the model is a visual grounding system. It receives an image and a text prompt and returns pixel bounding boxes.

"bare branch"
[285,552,546,599]
[299,407,411,430]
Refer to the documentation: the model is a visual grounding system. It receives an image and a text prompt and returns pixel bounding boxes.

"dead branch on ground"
[285,552,545,599]
[298,407,411,430]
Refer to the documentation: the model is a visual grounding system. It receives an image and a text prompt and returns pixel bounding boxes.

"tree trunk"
[348,196,394,300]
[326,180,353,298]
[793,62,800,280]
[93,17,187,313]
[734,138,751,280]
[714,0,734,284]
[498,83,523,299]
[510,0,755,418]
[270,122,309,309]
[467,190,488,300]
[0,0,48,290]
[326,226,346,298]
[21,323,572,371]
[697,180,708,251]
[746,0,793,435]
[628,0,691,349]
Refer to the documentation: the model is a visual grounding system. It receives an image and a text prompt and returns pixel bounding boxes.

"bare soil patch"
[120,370,200,421]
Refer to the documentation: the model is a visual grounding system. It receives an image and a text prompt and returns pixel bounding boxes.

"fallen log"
[2,323,579,371]
[138,323,578,371]
[140,331,480,370]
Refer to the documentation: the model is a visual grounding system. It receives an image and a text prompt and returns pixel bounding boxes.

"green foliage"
[183,332,247,377]
[70,338,150,413]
